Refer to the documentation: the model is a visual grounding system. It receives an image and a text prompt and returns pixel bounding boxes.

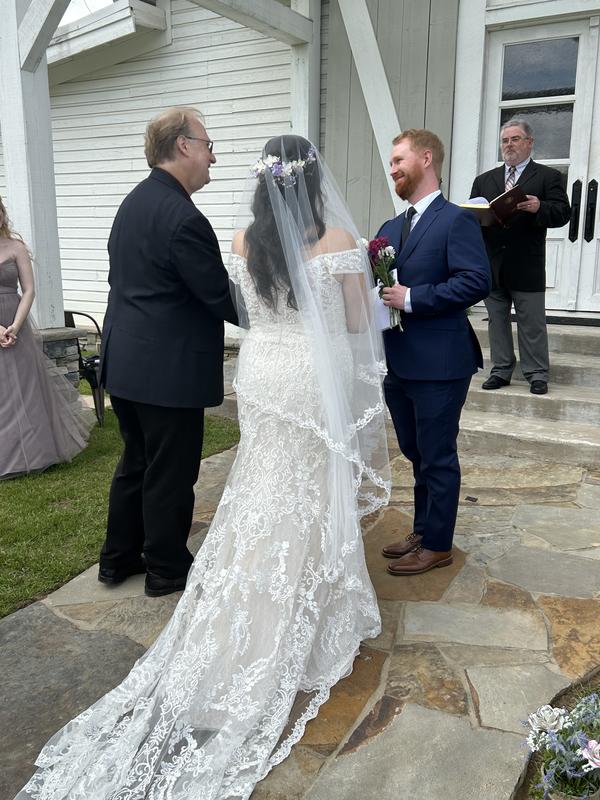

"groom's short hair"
[145,107,204,167]
[393,129,445,181]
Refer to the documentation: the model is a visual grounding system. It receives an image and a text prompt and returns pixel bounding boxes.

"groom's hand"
[382,284,408,310]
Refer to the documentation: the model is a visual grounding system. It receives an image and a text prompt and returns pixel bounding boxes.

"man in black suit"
[471,119,570,395]
[99,106,238,597]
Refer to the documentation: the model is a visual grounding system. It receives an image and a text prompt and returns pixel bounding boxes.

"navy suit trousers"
[384,371,471,552]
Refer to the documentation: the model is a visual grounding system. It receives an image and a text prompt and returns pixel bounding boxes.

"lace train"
[16,384,382,800]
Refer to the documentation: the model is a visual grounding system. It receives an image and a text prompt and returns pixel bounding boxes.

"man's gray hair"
[500,119,534,138]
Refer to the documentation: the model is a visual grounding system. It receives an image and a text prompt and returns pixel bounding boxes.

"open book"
[461,184,528,226]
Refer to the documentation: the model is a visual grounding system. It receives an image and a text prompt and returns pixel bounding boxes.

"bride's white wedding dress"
[16,249,388,800]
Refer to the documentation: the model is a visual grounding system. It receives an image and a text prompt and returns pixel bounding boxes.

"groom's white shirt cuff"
[404,288,412,313]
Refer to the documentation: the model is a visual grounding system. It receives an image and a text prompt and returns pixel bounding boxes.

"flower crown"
[251,147,317,185]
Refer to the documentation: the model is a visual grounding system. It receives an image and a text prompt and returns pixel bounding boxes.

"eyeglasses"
[184,136,214,153]
[501,136,530,145]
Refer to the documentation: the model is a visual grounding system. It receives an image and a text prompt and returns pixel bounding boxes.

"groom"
[378,129,491,575]
[99,107,238,597]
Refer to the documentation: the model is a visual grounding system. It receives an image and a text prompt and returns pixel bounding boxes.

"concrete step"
[471,317,600,357]
[480,348,600,387]
[467,374,600,425]
[459,409,600,467]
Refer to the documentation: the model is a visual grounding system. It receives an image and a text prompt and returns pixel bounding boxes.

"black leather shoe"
[530,380,548,395]
[482,375,511,390]
[98,560,145,585]
[145,571,187,598]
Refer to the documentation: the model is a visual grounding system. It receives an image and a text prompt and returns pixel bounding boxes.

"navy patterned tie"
[401,206,417,250]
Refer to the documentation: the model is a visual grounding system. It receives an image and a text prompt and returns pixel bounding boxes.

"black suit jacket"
[470,160,570,292]
[100,168,238,408]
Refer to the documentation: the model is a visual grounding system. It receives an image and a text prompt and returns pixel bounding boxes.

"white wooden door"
[576,20,600,311]
[482,17,600,311]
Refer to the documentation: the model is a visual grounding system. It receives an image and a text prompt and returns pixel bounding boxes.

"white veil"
[229,135,391,578]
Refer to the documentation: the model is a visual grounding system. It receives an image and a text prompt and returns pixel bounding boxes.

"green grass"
[0,411,239,618]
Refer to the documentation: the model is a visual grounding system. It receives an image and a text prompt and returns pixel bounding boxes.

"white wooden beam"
[1,1,64,328]
[49,0,172,86]
[290,0,320,144]
[48,0,167,67]
[338,0,402,213]
[189,0,313,45]
[19,0,72,71]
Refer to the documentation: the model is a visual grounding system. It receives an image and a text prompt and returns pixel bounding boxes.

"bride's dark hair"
[245,135,326,311]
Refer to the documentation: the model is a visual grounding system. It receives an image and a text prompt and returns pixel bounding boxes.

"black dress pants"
[100,396,205,579]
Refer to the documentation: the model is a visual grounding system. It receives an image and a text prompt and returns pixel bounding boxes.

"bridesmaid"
[0,195,93,479]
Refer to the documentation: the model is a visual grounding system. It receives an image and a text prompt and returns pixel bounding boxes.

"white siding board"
[319,0,329,150]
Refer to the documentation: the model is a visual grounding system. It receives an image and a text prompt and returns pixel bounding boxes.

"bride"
[15,135,390,800]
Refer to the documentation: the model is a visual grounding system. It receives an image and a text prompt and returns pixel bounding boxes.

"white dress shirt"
[403,189,441,313]
[505,157,530,184]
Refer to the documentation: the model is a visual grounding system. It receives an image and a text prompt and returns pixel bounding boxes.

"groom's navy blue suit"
[378,194,491,552]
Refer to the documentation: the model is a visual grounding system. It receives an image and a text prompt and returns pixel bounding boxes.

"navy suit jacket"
[378,194,491,381]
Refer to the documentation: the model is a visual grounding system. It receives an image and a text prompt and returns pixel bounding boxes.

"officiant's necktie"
[505,165,517,192]
[401,206,417,250]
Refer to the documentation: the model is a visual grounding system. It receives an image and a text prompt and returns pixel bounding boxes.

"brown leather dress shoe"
[382,532,423,559]
[387,547,453,575]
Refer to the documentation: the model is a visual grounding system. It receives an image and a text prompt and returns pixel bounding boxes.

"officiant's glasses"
[184,135,214,153]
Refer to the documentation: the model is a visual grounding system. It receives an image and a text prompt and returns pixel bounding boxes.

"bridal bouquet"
[367,236,402,331]
[525,694,600,799]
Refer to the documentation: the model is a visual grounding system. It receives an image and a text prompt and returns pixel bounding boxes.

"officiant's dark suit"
[470,121,570,394]
[99,108,237,597]
[378,130,491,576]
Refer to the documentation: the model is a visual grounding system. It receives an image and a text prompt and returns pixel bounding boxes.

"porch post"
[291,0,321,144]
[0,0,70,328]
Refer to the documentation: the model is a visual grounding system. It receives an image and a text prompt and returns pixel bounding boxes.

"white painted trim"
[48,0,167,66]
[188,0,313,45]
[19,0,72,71]
[449,0,487,203]
[485,0,600,30]
[48,0,172,86]
[291,0,321,143]
[337,0,402,213]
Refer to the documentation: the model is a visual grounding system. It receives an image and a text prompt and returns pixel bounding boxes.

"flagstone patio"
[1,433,599,800]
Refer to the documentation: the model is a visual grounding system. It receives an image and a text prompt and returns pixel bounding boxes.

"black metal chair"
[64,310,105,427]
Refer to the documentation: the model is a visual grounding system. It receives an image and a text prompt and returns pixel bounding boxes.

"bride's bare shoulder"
[231,230,248,257]
[318,227,357,254]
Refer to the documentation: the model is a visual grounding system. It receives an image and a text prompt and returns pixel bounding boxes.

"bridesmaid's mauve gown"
[0,258,93,479]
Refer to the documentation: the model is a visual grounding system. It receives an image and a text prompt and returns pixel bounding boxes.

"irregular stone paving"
[2,434,600,800]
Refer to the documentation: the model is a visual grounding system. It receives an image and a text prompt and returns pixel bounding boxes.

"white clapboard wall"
[320,0,329,153]
[0,0,292,323]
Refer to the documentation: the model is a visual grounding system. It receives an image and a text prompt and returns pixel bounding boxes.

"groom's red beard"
[393,164,424,200]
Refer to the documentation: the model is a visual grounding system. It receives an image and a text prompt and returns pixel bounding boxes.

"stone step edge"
[469,377,600,403]
[470,318,600,338]
[479,348,600,369]
[460,409,600,447]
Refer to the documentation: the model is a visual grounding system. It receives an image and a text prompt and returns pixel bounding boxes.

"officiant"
[470,119,570,395]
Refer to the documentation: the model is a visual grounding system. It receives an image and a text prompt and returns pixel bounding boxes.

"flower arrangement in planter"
[525,694,600,799]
